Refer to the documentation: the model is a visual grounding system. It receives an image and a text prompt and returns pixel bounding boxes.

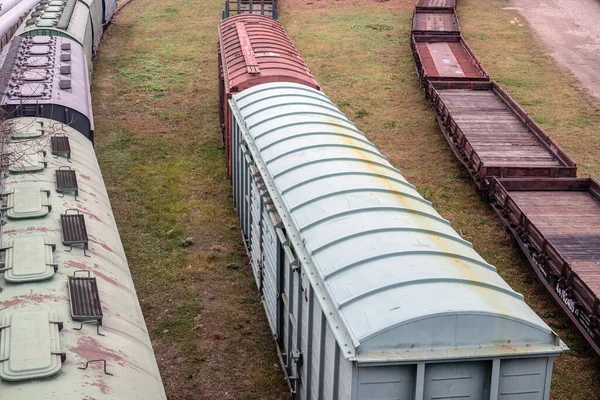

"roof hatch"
[2,236,57,282]
[8,148,47,173]
[2,186,51,219]
[9,119,45,139]
[0,310,64,381]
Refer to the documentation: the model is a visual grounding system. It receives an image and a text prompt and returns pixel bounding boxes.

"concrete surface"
[508,0,600,100]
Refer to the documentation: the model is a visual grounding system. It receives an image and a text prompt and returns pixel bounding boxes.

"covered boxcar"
[16,0,104,75]
[218,14,319,176]
[411,34,488,83]
[228,82,566,399]
[0,36,94,142]
[426,81,577,190]
[490,177,600,357]
[0,118,167,399]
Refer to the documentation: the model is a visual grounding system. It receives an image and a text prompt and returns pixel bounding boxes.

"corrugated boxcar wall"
[232,119,355,399]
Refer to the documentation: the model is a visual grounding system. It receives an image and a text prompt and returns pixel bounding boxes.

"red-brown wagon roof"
[218,14,319,94]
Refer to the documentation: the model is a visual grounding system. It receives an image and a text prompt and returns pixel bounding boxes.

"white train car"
[228,82,567,400]
[0,118,166,399]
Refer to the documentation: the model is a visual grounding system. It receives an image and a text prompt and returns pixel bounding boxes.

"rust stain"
[80,173,92,181]
[69,336,128,376]
[0,292,65,308]
[91,264,130,291]
[89,238,116,254]
[66,259,90,270]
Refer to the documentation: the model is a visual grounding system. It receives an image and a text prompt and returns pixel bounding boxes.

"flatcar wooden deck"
[427,81,576,189]
[411,35,488,82]
[412,9,459,35]
[415,0,456,10]
[490,177,600,356]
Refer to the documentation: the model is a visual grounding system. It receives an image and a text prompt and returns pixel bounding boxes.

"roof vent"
[35,5,45,11]
[60,65,71,75]
[60,209,89,256]
[61,42,71,51]
[60,53,70,62]
[59,79,71,90]
[25,19,36,26]
[31,11,41,17]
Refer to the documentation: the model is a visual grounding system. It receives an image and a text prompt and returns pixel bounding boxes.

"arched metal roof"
[230,83,564,360]
[218,15,319,94]
[0,118,166,398]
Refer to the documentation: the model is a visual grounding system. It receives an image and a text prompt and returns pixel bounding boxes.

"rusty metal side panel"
[217,14,319,178]
[411,35,489,83]
[427,82,577,190]
[412,9,460,36]
[489,177,600,357]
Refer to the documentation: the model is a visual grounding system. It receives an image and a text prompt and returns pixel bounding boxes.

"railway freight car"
[426,81,577,190]
[16,0,104,76]
[0,117,167,399]
[0,36,95,142]
[415,0,456,11]
[489,177,600,357]
[229,82,566,399]
[412,8,460,36]
[411,34,488,83]
[222,0,277,19]
[218,14,319,177]
[0,0,38,49]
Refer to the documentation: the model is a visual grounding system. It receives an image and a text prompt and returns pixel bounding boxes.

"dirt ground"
[509,0,600,100]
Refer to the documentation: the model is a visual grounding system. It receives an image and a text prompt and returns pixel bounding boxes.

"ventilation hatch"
[0,310,64,381]
[55,166,78,198]
[31,37,52,45]
[68,271,103,322]
[25,56,51,67]
[36,20,56,28]
[40,12,59,19]
[29,45,51,55]
[51,136,71,159]
[8,147,47,173]
[60,209,89,255]
[2,186,51,219]
[2,236,57,282]
[22,70,49,82]
[9,119,44,139]
[59,79,71,90]
[17,83,47,97]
